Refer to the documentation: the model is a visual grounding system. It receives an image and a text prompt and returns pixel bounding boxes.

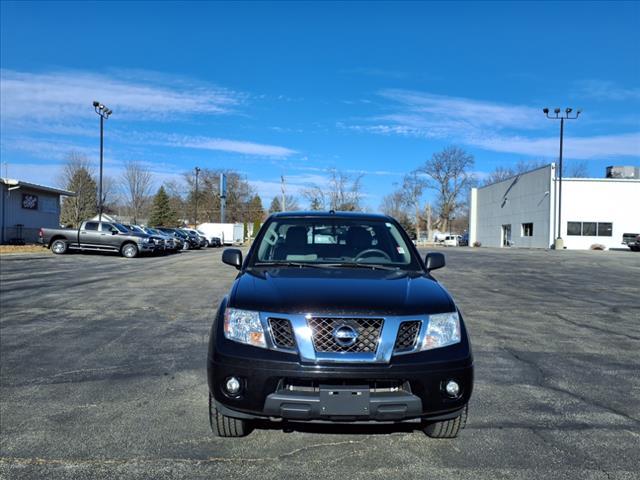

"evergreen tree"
[309,197,323,211]
[148,186,178,226]
[248,194,265,236]
[268,196,282,213]
[60,167,97,227]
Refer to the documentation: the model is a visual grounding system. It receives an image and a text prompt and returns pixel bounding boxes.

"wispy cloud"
[575,80,640,102]
[0,69,243,122]
[342,88,640,160]
[162,134,298,157]
[468,132,640,159]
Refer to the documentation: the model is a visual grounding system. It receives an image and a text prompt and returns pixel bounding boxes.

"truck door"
[79,221,101,246]
[100,222,121,250]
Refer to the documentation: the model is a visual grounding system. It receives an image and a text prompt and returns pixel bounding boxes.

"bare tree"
[418,146,475,233]
[59,151,97,227]
[482,160,547,186]
[303,185,327,210]
[379,190,414,237]
[565,160,589,178]
[304,169,364,211]
[121,161,154,223]
[58,151,94,188]
[100,175,119,213]
[400,171,427,240]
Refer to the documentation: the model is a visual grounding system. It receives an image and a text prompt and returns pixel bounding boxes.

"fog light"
[225,376,241,395]
[445,380,460,398]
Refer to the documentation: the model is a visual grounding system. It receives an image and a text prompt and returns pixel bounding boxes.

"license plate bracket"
[319,385,370,416]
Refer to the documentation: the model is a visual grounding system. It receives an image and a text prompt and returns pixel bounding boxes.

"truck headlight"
[223,308,266,348]
[422,311,461,350]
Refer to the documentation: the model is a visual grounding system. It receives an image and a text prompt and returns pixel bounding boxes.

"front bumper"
[208,338,473,422]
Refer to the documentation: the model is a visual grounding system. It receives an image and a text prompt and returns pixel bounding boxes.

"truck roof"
[268,211,393,221]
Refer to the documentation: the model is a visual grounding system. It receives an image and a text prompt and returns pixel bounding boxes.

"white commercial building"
[468,164,640,250]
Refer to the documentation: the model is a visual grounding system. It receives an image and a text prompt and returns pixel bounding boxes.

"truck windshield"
[252,217,419,269]
[113,223,129,233]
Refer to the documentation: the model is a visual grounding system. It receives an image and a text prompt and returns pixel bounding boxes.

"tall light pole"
[543,107,580,250]
[93,101,112,222]
[194,167,201,227]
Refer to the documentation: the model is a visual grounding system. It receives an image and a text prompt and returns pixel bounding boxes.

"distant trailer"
[197,223,244,245]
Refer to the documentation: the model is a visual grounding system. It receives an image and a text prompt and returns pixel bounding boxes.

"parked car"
[443,235,461,247]
[39,221,156,258]
[140,226,179,253]
[183,228,208,248]
[208,212,473,438]
[156,227,195,250]
[433,232,451,243]
[622,233,640,252]
[121,224,166,253]
[205,235,222,247]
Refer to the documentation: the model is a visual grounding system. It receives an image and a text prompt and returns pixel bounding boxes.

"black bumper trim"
[263,388,422,421]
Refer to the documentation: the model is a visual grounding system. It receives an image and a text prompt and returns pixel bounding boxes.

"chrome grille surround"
[256,311,432,363]
[307,317,383,353]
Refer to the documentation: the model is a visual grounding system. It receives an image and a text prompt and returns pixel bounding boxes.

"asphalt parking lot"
[1,247,639,479]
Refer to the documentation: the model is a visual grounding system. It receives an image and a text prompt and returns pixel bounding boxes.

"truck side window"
[84,222,99,231]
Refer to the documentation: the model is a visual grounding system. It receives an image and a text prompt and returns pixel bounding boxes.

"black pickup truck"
[39,220,160,258]
[208,211,473,439]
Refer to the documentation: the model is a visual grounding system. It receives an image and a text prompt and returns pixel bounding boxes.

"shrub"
[590,244,605,251]
[473,241,482,247]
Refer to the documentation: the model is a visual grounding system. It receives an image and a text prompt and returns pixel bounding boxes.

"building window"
[567,221,613,237]
[582,222,597,236]
[521,223,533,237]
[567,222,582,236]
[597,223,613,237]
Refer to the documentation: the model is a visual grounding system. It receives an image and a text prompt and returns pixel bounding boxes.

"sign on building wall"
[21,193,38,210]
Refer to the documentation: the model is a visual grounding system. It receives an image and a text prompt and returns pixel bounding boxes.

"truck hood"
[230,268,455,316]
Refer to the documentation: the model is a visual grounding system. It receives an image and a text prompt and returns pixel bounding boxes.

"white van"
[443,235,460,247]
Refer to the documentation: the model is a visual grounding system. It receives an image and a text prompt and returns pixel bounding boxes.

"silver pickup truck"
[39,220,161,258]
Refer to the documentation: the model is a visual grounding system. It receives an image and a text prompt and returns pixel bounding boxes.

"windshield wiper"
[252,261,331,269]
[323,262,401,271]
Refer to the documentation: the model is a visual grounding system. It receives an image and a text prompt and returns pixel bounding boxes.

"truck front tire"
[209,393,252,437]
[423,404,468,438]
[121,243,139,258]
[51,239,68,254]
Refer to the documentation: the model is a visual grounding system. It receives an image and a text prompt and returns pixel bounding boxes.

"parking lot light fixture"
[543,107,581,249]
[93,101,112,223]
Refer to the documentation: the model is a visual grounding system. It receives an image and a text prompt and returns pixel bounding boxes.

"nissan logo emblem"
[333,324,359,347]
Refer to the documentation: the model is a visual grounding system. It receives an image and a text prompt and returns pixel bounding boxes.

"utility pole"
[93,101,112,223]
[281,175,286,212]
[543,107,581,250]
[194,167,201,228]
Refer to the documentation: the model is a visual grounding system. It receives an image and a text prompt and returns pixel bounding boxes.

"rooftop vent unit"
[606,166,639,179]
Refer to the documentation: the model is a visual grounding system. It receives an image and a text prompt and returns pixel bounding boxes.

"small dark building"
[0,178,75,244]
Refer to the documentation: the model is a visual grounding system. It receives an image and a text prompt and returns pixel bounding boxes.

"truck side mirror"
[222,249,242,270]
[425,252,445,271]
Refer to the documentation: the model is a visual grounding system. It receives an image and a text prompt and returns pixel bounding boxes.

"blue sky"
[1,1,639,210]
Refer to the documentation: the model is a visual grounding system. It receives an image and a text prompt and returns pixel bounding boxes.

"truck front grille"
[269,318,296,349]
[308,317,383,353]
[393,321,421,352]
